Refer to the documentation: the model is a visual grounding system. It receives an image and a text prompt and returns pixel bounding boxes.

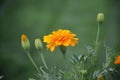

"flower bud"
[97,13,104,25]
[35,38,43,51]
[97,75,104,80]
[21,34,30,51]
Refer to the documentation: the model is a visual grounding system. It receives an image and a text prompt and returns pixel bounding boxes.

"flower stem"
[38,51,48,70]
[26,51,40,73]
[95,23,101,46]
[94,23,101,71]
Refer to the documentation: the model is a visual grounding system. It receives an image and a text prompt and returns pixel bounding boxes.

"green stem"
[26,51,40,73]
[95,23,101,46]
[93,23,101,71]
[105,47,108,67]
[81,74,83,80]
[38,51,48,70]
[94,23,101,64]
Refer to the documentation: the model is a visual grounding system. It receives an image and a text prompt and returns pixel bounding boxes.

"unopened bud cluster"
[21,34,43,51]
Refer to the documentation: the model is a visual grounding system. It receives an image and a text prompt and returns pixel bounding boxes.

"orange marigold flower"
[43,29,78,52]
[114,55,120,64]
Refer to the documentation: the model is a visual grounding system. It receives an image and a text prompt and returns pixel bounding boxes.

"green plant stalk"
[105,47,108,67]
[95,23,101,46]
[89,53,96,79]
[38,51,48,70]
[26,51,40,73]
[93,23,101,72]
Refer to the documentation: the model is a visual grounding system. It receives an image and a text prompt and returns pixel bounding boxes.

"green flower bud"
[97,13,104,25]
[21,34,30,51]
[35,38,43,51]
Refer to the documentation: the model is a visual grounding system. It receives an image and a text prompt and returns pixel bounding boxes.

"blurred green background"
[0,0,120,80]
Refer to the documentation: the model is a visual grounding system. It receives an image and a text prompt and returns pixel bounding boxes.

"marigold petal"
[70,38,78,46]
[50,46,55,52]
[63,39,71,46]
[43,35,53,43]
[21,34,28,41]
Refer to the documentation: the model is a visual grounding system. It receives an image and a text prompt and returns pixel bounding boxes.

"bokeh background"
[0,0,120,80]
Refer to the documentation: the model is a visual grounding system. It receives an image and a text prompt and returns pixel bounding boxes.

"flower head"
[21,34,30,50]
[114,55,120,64]
[43,29,78,52]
